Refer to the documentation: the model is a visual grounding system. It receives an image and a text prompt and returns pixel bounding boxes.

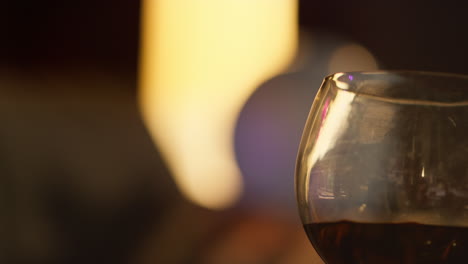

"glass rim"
[325,70,468,80]
[323,70,468,106]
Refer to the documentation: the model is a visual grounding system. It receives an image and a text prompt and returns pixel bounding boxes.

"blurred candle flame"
[139,0,297,209]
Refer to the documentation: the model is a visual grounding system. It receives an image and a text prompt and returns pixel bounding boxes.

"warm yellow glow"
[328,44,378,74]
[139,0,298,209]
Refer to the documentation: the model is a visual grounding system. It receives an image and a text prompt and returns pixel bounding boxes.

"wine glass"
[295,71,468,264]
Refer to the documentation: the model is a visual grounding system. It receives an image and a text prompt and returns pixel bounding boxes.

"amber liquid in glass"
[304,221,468,264]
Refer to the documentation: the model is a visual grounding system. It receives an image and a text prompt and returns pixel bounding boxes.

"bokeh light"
[139,0,298,209]
[328,43,378,74]
[235,32,380,213]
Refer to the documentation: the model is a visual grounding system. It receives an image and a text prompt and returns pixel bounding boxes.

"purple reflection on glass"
[348,75,354,81]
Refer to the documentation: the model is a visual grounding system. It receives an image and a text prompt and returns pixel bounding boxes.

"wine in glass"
[295,71,468,264]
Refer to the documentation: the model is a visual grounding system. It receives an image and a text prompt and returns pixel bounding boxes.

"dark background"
[1,0,467,263]
[3,0,468,79]
[2,0,140,75]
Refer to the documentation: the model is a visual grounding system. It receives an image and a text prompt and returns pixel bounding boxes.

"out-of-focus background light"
[328,44,378,74]
[139,0,298,209]
[235,32,379,214]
